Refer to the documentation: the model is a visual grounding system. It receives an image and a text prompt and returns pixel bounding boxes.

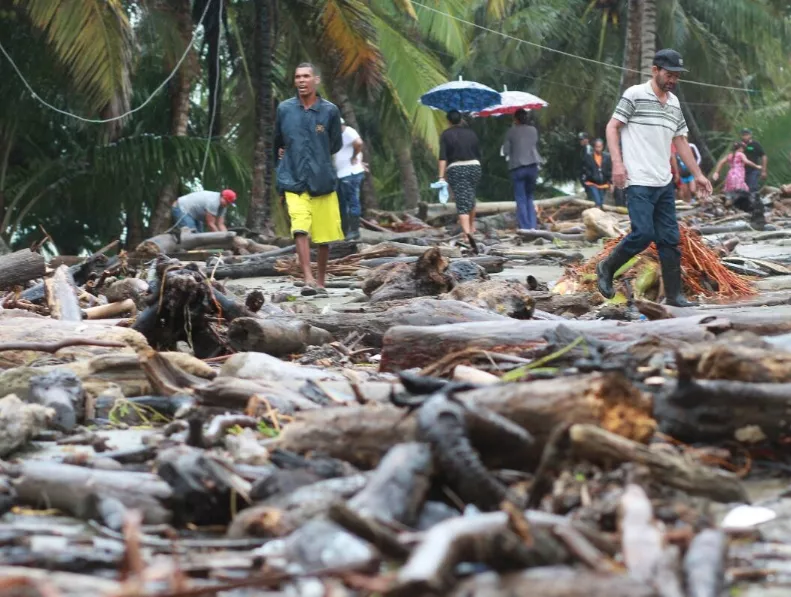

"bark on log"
[297,299,510,347]
[0,249,46,289]
[45,265,82,322]
[380,316,728,372]
[135,230,237,257]
[570,425,747,503]
[279,372,654,470]
[211,256,281,279]
[227,316,331,356]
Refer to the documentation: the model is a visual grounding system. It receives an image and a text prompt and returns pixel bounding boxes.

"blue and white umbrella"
[419,77,501,113]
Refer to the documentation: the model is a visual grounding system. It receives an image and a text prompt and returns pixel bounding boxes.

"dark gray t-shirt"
[503,125,541,170]
[176,191,225,220]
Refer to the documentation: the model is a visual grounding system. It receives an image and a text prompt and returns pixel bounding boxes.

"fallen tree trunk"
[379,316,728,372]
[279,372,654,470]
[569,424,747,503]
[0,249,46,289]
[226,316,332,356]
[135,230,237,257]
[360,241,461,259]
[44,265,82,322]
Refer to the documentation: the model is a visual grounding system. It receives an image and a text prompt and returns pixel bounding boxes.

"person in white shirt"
[598,49,712,307]
[172,189,236,232]
[333,118,366,240]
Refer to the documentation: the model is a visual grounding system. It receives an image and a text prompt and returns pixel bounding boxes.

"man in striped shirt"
[597,49,712,307]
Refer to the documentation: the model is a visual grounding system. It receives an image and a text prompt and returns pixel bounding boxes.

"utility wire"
[411,1,755,93]
[0,0,214,124]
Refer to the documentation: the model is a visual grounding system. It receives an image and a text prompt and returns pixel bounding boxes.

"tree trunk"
[331,80,379,212]
[0,249,46,289]
[676,84,714,172]
[149,0,196,236]
[639,0,657,78]
[620,0,643,92]
[125,205,145,250]
[396,135,420,210]
[246,0,274,234]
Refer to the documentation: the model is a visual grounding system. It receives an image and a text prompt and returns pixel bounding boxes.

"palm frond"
[16,0,135,116]
[412,0,471,59]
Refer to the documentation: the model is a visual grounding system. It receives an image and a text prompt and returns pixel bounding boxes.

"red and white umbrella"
[473,88,548,117]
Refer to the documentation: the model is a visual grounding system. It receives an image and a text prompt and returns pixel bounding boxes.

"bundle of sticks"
[566,225,755,299]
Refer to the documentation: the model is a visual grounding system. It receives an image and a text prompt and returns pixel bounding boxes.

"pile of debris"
[2,191,791,596]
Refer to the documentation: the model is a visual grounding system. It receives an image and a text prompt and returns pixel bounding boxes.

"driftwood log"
[0,395,53,458]
[279,372,654,470]
[44,265,81,321]
[135,229,237,257]
[0,249,46,289]
[358,255,505,274]
[379,316,729,371]
[227,316,332,356]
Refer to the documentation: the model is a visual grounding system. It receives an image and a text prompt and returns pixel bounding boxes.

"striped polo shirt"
[613,81,688,187]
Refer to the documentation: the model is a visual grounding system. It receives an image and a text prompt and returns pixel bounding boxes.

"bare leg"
[294,233,315,285]
[458,214,472,236]
[317,245,330,287]
[469,206,477,234]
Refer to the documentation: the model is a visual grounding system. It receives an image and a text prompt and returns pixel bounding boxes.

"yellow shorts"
[285,191,344,245]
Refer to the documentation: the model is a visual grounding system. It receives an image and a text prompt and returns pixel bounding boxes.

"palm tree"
[639,0,656,76]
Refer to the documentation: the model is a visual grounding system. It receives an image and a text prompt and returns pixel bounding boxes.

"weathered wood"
[279,372,654,470]
[211,256,281,279]
[516,230,586,242]
[44,265,81,321]
[360,241,460,259]
[570,425,747,503]
[82,298,137,320]
[683,529,727,597]
[28,369,84,432]
[0,395,53,457]
[0,249,46,289]
[135,229,237,257]
[380,316,728,372]
[444,280,535,319]
[664,305,791,336]
[358,255,506,273]
[227,316,331,356]
[297,299,510,347]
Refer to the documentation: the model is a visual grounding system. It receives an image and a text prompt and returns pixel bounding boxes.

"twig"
[0,338,127,353]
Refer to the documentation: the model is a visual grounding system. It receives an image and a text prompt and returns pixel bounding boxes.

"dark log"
[227,316,331,356]
[226,474,369,538]
[516,229,586,242]
[211,256,281,279]
[297,299,510,347]
[358,255,505,274]
[450,568,659,597]
[135,229,237,257]
[348,442,433,526]
[367,247,455,303]
[0,249,46,289]
[380,315,729,372]
[45,265,81,321]
[4,460,172,528]
[28,369,84,432]
[683,529,727,597]
[570,425,747,503]
[279,372,654,470]
[362,241,460,258]
[389,512,569,597]
[695,224,753,235]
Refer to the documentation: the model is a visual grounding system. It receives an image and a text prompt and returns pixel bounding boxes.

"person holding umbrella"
[438,110,482,248]
[502,108,541,229]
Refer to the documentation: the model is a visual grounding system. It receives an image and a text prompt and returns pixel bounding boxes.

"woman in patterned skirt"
[438,110,482,252]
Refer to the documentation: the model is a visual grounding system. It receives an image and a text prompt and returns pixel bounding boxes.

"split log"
[450,568,659,597]
[683,529,727,597]
[297,299,510,347]
[361,241,461,259]
[45,265,81,321]
[389,512,569,597]
[135,229,237,257]
[619,484,664,582]
[279,372,654,470]
[28,369,84,432]
[0,395,53,457]
[358,255,505,274]
[4,460,172,528]
[0,249,46,289]
[227,316,331,357]
[570,425,747,503]
[82,298,137,320]
[380,316,728,372]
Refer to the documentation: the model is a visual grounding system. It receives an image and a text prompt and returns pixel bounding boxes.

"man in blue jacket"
[274,63,344,295]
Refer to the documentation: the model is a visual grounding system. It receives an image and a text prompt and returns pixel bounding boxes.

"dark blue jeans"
[615,182,680,262]
[171,205,203,232]
[746,168,761,193]
[337,172,364,217]
[585,185,606,207]
[510,164,538,230]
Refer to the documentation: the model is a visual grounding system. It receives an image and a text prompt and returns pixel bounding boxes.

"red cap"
[221,189,237,203]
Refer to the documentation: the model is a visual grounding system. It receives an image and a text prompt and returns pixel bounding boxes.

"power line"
[411,1,755,93]
[0,0,214,124]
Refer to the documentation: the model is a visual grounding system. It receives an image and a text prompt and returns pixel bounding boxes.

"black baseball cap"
[653,49,688,72]
[741,128,752,135]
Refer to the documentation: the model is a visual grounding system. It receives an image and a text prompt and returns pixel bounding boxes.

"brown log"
[570,425,747,503]
[135,229,237,257]
[450,568,659,597]
[44,264,81,321]
[82,298,137,320]
[531,292,594,316]
[0,249,46,289]
[297,299,510,347]
[279,372,654,470]
[380,315,728,372]
[683,530,727,597]
[227,316,331,356]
